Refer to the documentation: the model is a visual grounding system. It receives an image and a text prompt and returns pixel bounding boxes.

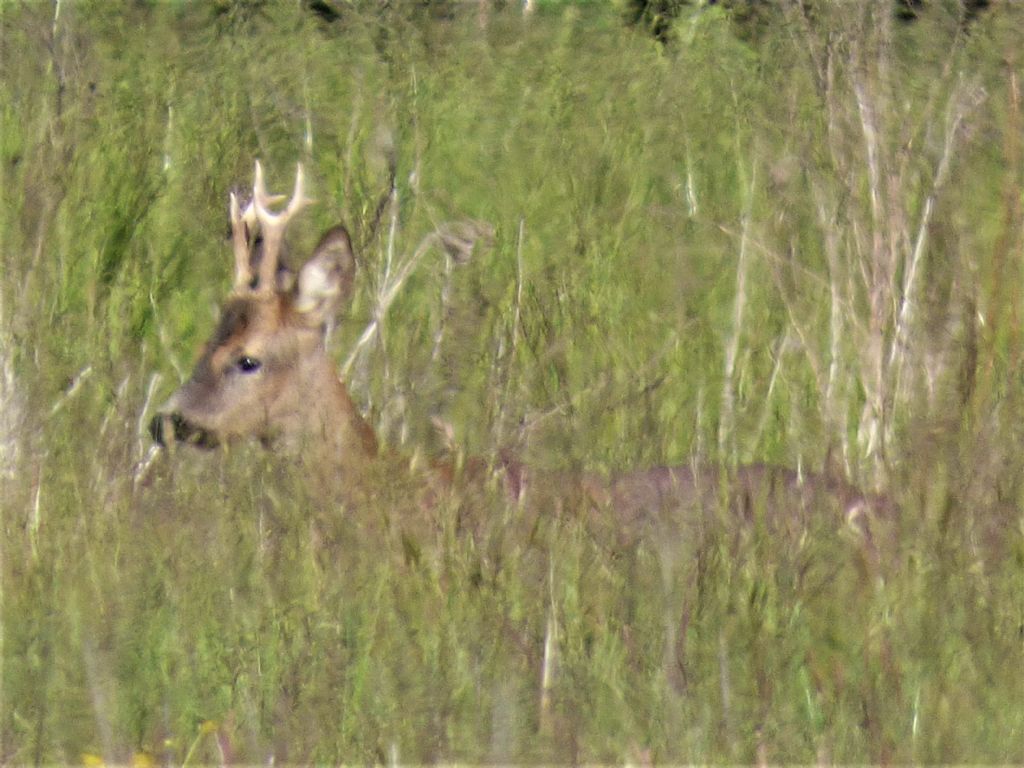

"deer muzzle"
[149,412,220,450]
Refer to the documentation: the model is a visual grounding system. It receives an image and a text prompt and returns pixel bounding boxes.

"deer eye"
[236,355,262,373]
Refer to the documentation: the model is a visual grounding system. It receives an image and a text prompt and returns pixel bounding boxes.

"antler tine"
[252,160,312,293]
[229,191,256,291]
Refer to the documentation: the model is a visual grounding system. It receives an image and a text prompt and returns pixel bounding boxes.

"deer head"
[150,162,378,465]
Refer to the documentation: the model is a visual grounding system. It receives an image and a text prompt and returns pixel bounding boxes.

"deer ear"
[293,225,356,326]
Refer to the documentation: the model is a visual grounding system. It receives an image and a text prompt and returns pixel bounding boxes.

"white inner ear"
[295,258,338,314]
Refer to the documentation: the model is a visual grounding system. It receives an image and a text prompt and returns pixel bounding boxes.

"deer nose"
[149,412,220,450]
[149,413,173,447]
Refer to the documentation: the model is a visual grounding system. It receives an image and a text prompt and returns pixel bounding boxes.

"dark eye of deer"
[236,355,262,373]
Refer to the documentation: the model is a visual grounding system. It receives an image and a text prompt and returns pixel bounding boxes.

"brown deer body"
[150,162,890,548]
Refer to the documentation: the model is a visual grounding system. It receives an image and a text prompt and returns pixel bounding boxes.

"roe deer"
[149,162,891,550]
[149,162,896,696]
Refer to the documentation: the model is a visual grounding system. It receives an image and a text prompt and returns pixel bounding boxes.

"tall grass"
[1,0,1022,763]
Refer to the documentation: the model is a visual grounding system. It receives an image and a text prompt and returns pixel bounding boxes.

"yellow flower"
[199,719,220,735]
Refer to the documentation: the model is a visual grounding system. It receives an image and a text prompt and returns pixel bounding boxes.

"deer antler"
[229,191,257,291]
[252,160,312,294]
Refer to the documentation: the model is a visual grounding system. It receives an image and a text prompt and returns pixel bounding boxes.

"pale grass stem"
[751,331,790,449]
[138,372,162,459]
[684,141,699,217]
[303,78,313,155]
[133,373,165,488]
[0,322,22,483]
[493,217,526,447]
[539,563,558,734]
[717,630,734,749]
[81,634,114,762]
[342,219,489,377]
[429,252,454,365]
[344,192,399,379]
[48,365,93,417]
[30,467,42,563]
[162,105,173,171]
[97,375,130,443]
[887,80,985,428]
[718,167,757,458]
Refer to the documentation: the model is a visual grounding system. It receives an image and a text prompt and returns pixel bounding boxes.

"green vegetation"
[1,0,1022,762]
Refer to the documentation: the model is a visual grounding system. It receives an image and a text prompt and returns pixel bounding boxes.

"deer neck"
[277,351,379,475]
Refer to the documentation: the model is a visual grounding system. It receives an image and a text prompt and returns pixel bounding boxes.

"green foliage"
[1,0,1022,763]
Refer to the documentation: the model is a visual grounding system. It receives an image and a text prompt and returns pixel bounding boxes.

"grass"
[1,0,1022,763]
